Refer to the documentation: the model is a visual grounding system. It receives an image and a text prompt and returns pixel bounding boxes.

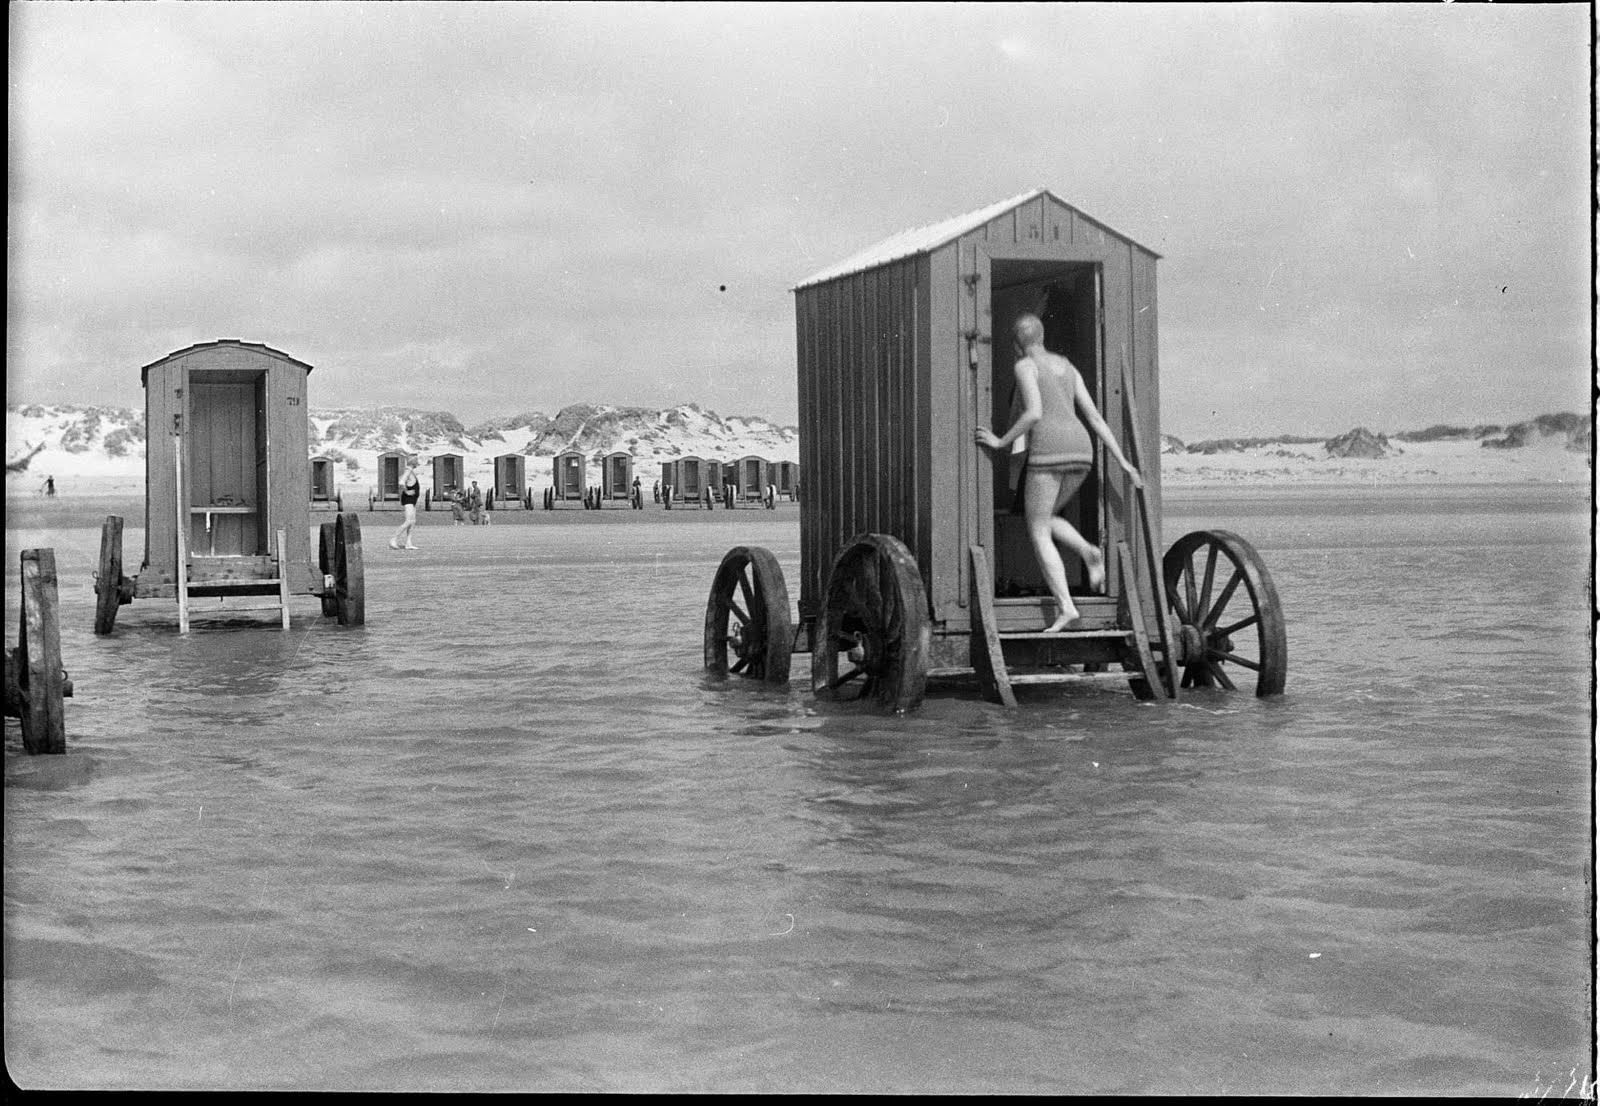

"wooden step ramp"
[967,543,1169,706]
[178,529,292,633]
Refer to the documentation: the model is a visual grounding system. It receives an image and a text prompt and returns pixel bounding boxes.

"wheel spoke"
[1206,659,1237,690]
[1203,569,1244,629]
[737,569,755,612]
[730,657,750,674]
[1212,649,1262,672]
[1214,612,1259,638]
[1182,558,1199,622]
[1198,544,1220,620]
[830,664,867,690]
[727,600,750,626]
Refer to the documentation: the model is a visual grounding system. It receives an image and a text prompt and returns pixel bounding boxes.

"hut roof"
[792,188,1159,290]
[140,339,312,386]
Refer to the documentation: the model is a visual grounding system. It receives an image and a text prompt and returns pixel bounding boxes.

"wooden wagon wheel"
[317,522,339,617]
[1162,529,1286,696]
[811,534,931,713]
[334,513,366,626]
[93,515,127,635]
[703,546,792,683]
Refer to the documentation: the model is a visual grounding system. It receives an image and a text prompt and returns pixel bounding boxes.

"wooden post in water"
[13,549,68,753]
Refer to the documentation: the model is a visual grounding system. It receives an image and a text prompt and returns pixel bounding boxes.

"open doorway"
[989,259,1103,597]
[187,370,268,556]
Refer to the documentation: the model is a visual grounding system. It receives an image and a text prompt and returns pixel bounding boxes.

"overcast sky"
[7,2,1591,439]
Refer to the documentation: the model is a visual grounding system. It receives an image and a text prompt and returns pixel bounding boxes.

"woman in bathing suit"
[974,314,1143,632]
[390,456,422,551]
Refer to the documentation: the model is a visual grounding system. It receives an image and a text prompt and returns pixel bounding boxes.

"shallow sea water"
[3,485,1593,1094]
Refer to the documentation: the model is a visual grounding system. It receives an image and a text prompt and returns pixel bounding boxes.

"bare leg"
[1024,469,1080,631]
[1046,466,1104,592]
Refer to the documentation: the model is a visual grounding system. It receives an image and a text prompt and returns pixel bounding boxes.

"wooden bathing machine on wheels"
[93,340,365,634]
[660,456,717,508]
[309,455,343,513]
[369,450,406,512]
[490,453,532,510]
[426,453,465,510]
[544,450,588,508]
[704,189,1286,710]
[601,451,640,506]
[774,461,800,501]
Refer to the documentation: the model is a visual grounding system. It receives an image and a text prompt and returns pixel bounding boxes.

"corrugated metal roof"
[792,188,1157,290]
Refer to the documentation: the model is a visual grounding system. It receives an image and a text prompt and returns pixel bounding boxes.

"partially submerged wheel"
[318,522,339,618]
[1162,529,1286,696]
[93,515,127,635]
[334,513,366,626]
[812,533,931,713]
[704,546,792,682]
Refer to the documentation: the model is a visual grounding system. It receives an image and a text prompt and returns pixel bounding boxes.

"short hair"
[1013,314,1045,346]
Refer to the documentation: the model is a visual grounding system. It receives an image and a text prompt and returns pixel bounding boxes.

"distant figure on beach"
[975,313,1142,632]
[40,475,55,498]
[467,481,484,525]
[390,456,422,550]
[450,488,467,525]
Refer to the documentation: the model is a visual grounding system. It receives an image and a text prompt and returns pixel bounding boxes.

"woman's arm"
[1073,373,1144,487]
[975,360,1042,450]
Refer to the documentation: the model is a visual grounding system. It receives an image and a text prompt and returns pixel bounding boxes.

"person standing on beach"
[390,456,422,550]
[975,314,1142,632]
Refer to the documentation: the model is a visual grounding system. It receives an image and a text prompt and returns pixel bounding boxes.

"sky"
[6,2,1592,440]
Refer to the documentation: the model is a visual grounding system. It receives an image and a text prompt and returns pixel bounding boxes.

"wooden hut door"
[986,259,1104,598]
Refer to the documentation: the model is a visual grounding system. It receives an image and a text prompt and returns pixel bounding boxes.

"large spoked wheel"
[334,513,366,626]
[1163,529,1286,696]
[811,534,931,713]
[318,522,340,618]
[93,515,127,635]
[704,546,792,683]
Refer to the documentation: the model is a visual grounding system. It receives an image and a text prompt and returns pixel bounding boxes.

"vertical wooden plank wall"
[272,361,313,592]
[142,362,179,581]
[924,243,961,628]
[1131,249,1162,556]
[794,256,928,623]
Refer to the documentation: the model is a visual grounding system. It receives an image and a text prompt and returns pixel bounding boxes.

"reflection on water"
[3,485,1592,1093]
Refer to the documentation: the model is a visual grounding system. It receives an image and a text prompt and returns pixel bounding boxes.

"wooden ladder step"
[1008,670,1138,686]
[998,629,1130,641]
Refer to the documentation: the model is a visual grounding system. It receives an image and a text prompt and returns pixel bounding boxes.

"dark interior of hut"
[989,261,1103,597]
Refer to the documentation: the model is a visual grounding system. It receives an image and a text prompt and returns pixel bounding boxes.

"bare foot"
[1086,549,1106,593]
[1044,611,1083,632]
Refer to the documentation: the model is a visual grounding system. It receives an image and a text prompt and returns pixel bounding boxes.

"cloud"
[6,2,1590,437]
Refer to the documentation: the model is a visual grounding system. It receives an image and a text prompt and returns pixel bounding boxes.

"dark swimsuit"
[400,477,420,506]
